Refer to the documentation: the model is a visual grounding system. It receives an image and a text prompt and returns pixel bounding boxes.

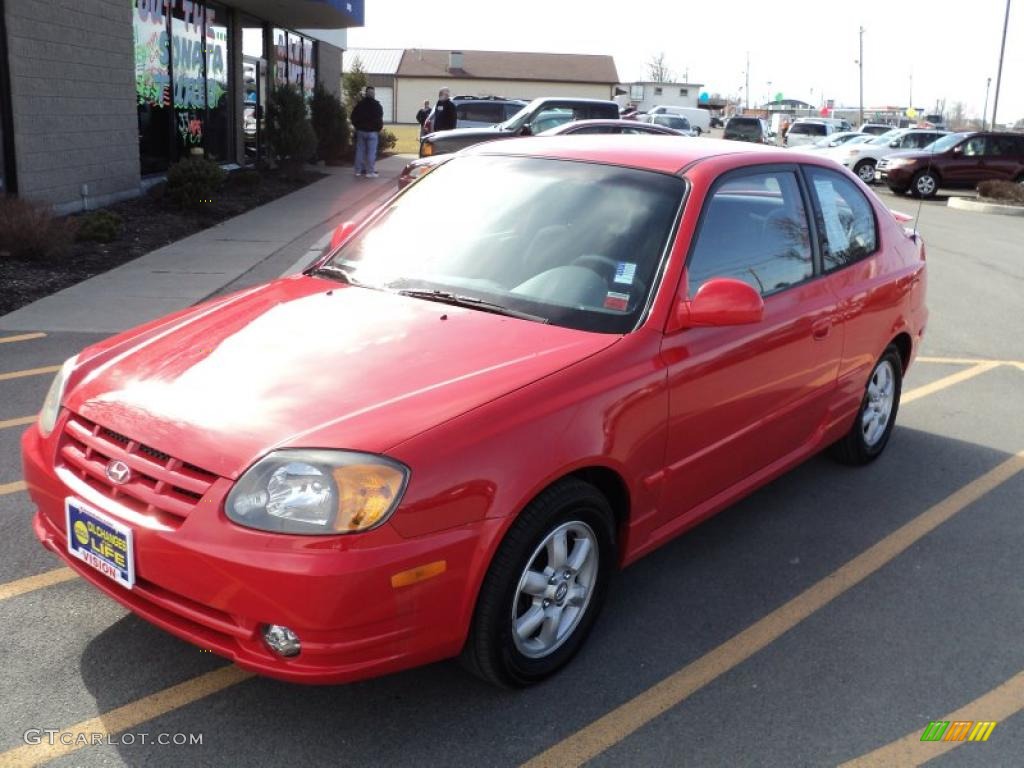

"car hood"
[882,148,942,162]
[427,126,507,141]
[65,277,618,479]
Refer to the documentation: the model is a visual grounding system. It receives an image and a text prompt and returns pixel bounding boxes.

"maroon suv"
[877,131,1024,197]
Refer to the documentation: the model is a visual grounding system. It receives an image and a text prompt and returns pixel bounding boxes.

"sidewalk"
[0,155,412,334]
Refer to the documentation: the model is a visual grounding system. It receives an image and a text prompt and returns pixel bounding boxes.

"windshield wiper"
[308,264,361,285]
[397,289,549,323]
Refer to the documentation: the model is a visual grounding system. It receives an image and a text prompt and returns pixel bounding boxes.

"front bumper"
[23,421,498,684]
[876,164,915,188]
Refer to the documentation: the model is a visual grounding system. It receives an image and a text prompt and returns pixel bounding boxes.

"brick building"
[0,0,363,213]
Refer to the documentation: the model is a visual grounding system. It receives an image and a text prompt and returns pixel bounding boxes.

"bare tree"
[948,101,967,130]
[647,53,673,83]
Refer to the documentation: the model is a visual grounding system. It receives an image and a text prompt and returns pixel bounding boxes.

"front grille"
[58,413,219,521]
[877,158,891,171]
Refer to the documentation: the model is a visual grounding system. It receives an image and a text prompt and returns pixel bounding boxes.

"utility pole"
[857,27,864,126]
[983,77,991,130]
[745,51,750,111]
[991,0,1011,130]
[908,71,912,112]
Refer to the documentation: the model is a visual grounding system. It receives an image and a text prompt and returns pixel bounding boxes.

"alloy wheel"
[862,360,896,447]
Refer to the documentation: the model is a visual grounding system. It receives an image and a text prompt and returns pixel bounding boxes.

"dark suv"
[422,96,527,133]
[420,97,621,157]
[723,116,771,144]
[878,131,1024,197]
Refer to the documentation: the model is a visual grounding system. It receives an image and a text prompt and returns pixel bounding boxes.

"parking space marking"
[0,481,26,496]
[0,332,46,345]
[902,362,1001,405]
[0,665,254,768]
[0,365,60,383]
[520,450,1024,768]
[0,568,75,602]
[0,416,35,431]
[917,355,1024,368]
[839,668,1024,767]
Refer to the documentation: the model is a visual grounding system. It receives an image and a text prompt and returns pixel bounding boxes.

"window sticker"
[614,262,637,285]
[604,291,630,311]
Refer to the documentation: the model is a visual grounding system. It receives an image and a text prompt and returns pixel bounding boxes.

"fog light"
[262,624,301,657]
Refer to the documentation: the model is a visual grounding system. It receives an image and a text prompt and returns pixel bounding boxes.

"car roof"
[463,135,788,174]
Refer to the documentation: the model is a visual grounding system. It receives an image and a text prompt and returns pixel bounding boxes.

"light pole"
[745,51,750,111]
[982,77,991,130]
[855,27,864,126]
[991,0,1011,130]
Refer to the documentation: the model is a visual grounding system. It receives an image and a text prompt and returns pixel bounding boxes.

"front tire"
[854,159,877,184]
[912,170,939,198]
[461,478,615,688]
[830,346,903,465]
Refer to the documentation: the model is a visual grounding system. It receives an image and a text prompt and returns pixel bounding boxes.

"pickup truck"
[419,97,620,158]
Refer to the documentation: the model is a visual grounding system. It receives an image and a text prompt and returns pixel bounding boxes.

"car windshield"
[868,130,902,144]
[926,132,969,153]
[325,155,685,333]
[727,119,761,137]
[499,102,537,131]
[791,123,827,135]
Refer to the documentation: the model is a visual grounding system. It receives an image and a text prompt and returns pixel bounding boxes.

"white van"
[647,106,711,135]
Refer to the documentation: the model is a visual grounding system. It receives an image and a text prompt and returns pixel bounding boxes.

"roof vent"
[448,51,463,72]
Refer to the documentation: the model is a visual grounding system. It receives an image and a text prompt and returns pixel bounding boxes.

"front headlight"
[886,157,913,168]
[38,355,77,437]
[226,450,409,535]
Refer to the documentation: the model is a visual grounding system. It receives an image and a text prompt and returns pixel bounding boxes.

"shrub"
[977,180,1024,204]
[166,157,225,209]
[342,56,367,114]
[311,83,350,165]
[377,128,397,156]
[75,209,124,243]
[266,83,317,175]
[0,196,74,262]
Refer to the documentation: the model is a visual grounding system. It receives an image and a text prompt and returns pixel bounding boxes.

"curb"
[947,196,1024,216]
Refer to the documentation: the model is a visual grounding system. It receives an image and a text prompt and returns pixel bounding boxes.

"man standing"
[351,86,384,178]
[432,88,458,132]
[415,99,431,134]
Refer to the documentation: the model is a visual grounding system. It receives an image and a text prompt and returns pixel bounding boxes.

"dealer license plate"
[65,497,135,589]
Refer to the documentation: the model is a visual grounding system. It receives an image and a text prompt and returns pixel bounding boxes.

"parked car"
[639,113,697,136]
[832,128,949,184]
[798,132,875,152]
[420,97,620,157]
[859,123,893,135]
[422,96,526,133]
[877,131,1024,197]
[723,116,772,144]
[646,105,711,134]
[25,137,927,689]
[785,120,833,147]
[710,115,724,128]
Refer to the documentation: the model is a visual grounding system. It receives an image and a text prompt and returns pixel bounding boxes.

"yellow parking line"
[520,450,1024,768]
[0,665,254,768]
[0,568,76,602]
[0,365,60,383]
[917,355,1024,367]
[902,362,1001,405]
[0,332,46,345]
[0,480,27,496]
[0,415,35,431]
[840,669,1024,766]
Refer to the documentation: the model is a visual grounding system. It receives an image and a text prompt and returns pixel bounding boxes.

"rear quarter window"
[805,167,878,271]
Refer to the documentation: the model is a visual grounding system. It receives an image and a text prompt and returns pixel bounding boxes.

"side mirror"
[889,140,900,147]
[670,278,764,331]
[329,220,357,251]
[953,144,963,155]
[520,124,533,136]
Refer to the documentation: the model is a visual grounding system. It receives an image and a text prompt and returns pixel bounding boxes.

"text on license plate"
[65,497,135,589]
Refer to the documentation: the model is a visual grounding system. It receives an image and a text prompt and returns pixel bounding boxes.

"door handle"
[812,319,832,340]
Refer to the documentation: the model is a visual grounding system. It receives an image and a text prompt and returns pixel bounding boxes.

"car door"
[979,135,1023,181]
[943,135,989,186]
[658,167,842,524]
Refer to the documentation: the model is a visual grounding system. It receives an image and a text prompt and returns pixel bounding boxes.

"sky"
[347,0,1024,124]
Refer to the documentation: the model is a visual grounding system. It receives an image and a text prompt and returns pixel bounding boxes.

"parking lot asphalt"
[1,186,1023,768]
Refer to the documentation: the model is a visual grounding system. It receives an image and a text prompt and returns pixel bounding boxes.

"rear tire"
[461,478,615,688]
[911,170,939,199]
[830,346,903,465]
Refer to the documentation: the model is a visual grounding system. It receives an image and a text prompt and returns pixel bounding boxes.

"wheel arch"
[890,331,913,373]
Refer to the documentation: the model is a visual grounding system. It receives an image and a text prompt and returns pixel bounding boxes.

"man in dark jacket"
[432,88,458,132]
[415,99,431,134]
[351,86,384,177]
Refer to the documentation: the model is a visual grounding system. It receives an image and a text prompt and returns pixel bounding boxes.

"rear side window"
[687,171,813,296]
[806,167,878,271]
[458,102,504,123]
[791,123,827,136]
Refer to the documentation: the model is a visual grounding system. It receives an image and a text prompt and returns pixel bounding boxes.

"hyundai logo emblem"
[105,459,132,485]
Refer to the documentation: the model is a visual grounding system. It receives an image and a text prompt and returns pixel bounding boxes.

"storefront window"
[133,0,172,173]
[302,38,315,101]
[172,1,206,157]
[204,2,230,161]
[272,28,316,99]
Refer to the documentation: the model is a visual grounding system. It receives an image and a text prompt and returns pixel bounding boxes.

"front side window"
[687,171,813,296]
[326,156,685,333]
[806,167,877,271]
[962,136,987,156]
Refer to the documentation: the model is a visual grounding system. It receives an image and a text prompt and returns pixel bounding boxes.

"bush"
[977,180,1024,204]
[267,83,317,175]
[311,83,350,165]
[377,128,397,156]
[166,157,225,209]
[0,196,74,261]
[75,209,124,243]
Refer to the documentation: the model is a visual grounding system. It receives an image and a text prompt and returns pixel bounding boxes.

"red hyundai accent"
[23,137,927,687]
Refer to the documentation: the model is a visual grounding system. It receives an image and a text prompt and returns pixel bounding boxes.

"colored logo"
[105,460,132,485]
[73,520,89,546]
[921,721,997,742]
